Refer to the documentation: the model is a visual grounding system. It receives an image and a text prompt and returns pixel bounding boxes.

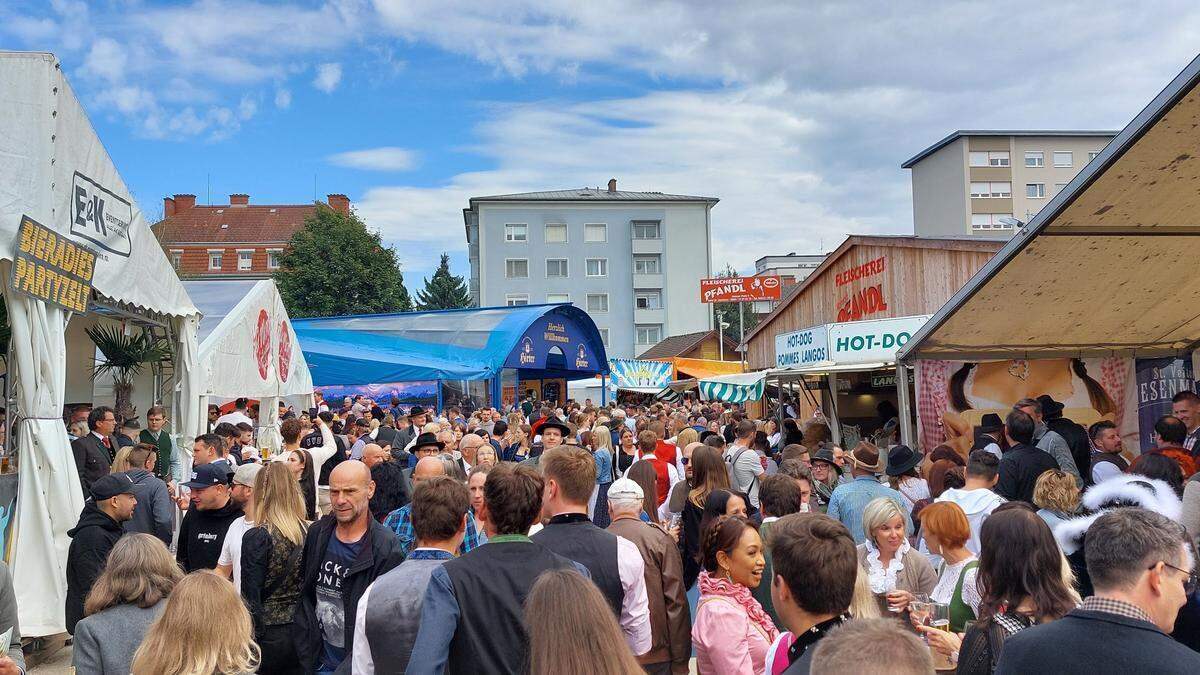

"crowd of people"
[0,388,1185,673]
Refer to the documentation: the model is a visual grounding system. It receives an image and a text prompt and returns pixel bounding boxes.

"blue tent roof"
[292,303,610,386]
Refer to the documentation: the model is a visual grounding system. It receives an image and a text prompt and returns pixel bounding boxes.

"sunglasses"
[1155,561,1199,595]
[680,457,690,466]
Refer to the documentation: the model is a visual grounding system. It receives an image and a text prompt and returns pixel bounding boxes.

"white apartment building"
[903,130,1117,238]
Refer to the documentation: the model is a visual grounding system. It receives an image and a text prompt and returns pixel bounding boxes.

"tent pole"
[601,374,608,406]
[436,380,443,416]
[897,364,915,448]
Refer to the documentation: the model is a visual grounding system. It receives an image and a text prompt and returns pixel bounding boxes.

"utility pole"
[738,301,745,368]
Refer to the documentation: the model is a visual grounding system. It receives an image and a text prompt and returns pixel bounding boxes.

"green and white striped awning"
[698,371,766,403]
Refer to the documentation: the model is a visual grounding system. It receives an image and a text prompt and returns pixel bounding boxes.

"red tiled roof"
[152,204,320,245]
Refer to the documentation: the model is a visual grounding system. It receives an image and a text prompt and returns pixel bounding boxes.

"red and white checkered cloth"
[915,360,951,449]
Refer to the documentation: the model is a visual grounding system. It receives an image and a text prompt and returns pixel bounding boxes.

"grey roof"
[900,130,1120,169]
[469,188,719,204]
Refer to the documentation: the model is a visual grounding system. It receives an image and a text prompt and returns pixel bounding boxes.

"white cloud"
[313,62,342,93]
[81,37,127,82]
[238,94,258,120]
[275,88,292,109]
[328,147,419,171]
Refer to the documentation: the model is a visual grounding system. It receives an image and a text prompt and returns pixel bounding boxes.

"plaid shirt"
[383,504,482,558]
[1080,596,1153,624]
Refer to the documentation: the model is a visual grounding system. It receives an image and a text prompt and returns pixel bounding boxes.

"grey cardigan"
[0,562,23,673]
[72,602,165,674]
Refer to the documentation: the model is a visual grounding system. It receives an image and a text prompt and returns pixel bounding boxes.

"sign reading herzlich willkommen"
[10,215,96,313]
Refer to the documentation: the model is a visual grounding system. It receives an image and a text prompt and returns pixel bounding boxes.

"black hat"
[91,473,137,501]
[412,432,444,452]
[183,462,233,489]
[121,418,141,431]
[885,445,922,477]
[539,418,572,438]
[1036,394,1065,419]
[979,413,1004,433]
[409,406,427,417]
[811,447,843,475]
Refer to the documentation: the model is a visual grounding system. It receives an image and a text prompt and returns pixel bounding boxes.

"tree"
[85,324,171,421]
[713,264,761,344]
[275,205,412,317]
[415,253,472,310]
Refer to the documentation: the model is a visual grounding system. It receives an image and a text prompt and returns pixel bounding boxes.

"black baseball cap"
[91,474,137,501]
[183,462,233,489]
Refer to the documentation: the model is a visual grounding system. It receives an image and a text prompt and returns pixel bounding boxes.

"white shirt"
[615,535,653,655]
[1092,460,1124,485]
[270,423,337,509]
[931,556,982,615]
[215,411,253,428]
[217,516,254,595]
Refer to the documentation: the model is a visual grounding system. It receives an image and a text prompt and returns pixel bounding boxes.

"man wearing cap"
[403,432,446,484]
[971,413,1005,460]
[826,442,912,544]
[177,462,245,572]
[607,477,690,674]
[217,463,263,594]
[1038,394,1091,486]
[66,474,137,633]
[117,417,140,448]
[809,447,843,514]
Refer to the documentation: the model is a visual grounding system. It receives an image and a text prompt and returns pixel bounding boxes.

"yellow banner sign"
[10,215,96,313]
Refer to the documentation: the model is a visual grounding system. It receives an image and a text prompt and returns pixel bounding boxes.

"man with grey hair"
[997,508,1200,673]
[810,618,933,674]
[606,478,690,674]
[1013,397,1081,486]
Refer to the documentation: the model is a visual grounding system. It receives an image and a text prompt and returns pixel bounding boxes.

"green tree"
[274,205,412,317]
[713,264,761,344]
[415,253,472,310]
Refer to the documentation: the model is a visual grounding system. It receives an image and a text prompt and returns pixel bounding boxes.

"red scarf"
[698,570,779,640]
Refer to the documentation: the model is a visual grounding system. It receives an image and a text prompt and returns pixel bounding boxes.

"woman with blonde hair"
[73,534,182,674]
[856,497,936,616]
[109,445,134,473]
[525,568,643,675]
[131,570,259,675]
[240,462,308,673]
[1032,469,1081,531]
[590,424,616,527]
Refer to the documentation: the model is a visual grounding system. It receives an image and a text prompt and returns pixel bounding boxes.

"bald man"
[294,460,405,673]
[364,443,410,521]
[385,456,482,558]
[458,433,486,474]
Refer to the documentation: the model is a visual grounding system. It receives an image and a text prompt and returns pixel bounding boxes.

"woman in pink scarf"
[692,515,779,674]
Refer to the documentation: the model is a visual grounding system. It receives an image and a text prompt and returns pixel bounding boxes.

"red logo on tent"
[253,309,271,380]
[278,321,292,382]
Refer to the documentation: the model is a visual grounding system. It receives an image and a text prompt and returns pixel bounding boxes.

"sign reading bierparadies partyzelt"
[10,214,96,313]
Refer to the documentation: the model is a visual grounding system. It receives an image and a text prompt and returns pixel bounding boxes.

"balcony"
[632,238,663,255]
[634,308,665,324]
[633,273,664,288]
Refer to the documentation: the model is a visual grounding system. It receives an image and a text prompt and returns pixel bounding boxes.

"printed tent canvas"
[0,52,199,635]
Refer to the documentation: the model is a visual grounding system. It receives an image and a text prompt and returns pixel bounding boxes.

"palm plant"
[85,323,172,420]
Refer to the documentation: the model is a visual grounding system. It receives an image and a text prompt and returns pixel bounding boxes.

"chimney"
[163,196,175,218]
[229,193,249,206]
[607,178,617,193]
[174,194,196,212]
[327,193,350,214]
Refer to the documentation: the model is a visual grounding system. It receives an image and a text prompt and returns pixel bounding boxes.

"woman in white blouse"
[917,501,981,633]
[856,497,937,616]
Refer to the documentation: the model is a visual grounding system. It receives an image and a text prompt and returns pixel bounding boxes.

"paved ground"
[27,644,71,674]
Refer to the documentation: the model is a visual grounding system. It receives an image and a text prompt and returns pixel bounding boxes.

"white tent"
[183,279,314,456]
[0,52,199,635]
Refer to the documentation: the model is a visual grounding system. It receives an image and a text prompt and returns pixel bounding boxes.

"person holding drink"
[919,502,981,632]
[856,497,936,616]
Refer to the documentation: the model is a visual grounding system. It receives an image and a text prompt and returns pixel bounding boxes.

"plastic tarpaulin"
[607,358,672,393]
[699,370,767,403]
[0,52,198,635]
[293,304,609,386]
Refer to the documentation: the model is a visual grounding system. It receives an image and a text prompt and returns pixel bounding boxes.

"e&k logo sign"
[71,172,133,257]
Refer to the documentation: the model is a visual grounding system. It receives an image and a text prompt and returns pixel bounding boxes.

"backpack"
[726,447,759,495]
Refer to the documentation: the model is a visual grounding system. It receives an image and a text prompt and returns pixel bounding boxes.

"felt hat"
[885,445,922,477]
[847,443,885,474]
[412,432,445,452]
[978,413,1004,434]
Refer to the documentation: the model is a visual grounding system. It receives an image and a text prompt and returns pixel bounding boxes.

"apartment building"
[152,193,350,278]
[902,131,1116,238]
[463,179,718,358]
[751,252,827,314]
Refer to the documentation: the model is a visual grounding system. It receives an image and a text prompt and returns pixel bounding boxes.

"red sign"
[253,309,271,380]
[700,275,782,303]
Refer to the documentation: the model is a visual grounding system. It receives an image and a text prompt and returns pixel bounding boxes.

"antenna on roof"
[207,173,211,206]
[313,174,317,202]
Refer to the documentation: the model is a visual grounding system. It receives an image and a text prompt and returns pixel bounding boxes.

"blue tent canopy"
[292,303,610,386]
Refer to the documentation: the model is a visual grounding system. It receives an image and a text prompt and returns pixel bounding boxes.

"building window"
[208,251,223,270]
[636,325,662,345]
[585,258,608,277]
[970,213,1014,230]
[632,221,661,239]
[1088,151,1100,162]
[598,328,609,346]
[969,151,1009,167]
[1053,151,1073,168]
[1024,151,1044,167]
[505,224,528,242]
[1025,183,1046,198]
[586,293,609,312]
[970,182,1011,198]
[170,250,182,270]
[267,249,282,269]
[633,255,661,275]
[584,223,607,242]
[1055,182,1068,192]
[505,259,529,278]
[546,259,568,278]
[505,294,529,306]
[547,293,570,304]
[635,290,662,309]
[237,250,253,271]
[544,223,567,244]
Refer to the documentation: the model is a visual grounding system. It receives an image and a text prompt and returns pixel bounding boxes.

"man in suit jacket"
[71,406,119,493]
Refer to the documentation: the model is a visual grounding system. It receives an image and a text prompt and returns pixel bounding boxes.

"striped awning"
[698,371,766,403]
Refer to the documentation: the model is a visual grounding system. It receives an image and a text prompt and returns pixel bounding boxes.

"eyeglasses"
[1153,561,1199,595]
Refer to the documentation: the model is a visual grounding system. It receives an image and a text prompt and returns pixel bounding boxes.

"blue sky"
[5,1,1200,283]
